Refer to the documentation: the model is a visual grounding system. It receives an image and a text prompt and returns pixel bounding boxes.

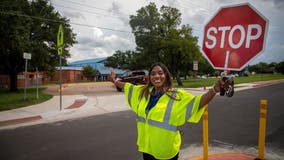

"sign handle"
[224,51,230,75]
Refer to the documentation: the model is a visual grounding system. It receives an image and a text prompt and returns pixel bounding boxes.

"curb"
[190,152,257,160]
[0,97,88,127]
[0,115,42,127]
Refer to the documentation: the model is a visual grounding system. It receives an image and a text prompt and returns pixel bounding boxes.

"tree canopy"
[106,3,205,86]
[82,65,99,80]
[104,50,136,70]
[0,0,76,91]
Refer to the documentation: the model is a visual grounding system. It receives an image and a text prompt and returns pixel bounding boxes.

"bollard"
[256,100,267,160]
[203,106,209,160]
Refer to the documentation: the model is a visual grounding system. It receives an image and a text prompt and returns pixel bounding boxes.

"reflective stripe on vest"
[136,89,178,132]
[137,116,146,123]
[185,97,195,120]
[128,84,134,106]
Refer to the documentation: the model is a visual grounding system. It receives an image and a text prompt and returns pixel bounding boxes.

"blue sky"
[51,0,284,65]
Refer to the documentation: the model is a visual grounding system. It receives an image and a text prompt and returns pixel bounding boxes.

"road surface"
[1,82,284,160]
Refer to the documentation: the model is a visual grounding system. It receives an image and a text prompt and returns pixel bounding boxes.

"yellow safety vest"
[124,83,205,159]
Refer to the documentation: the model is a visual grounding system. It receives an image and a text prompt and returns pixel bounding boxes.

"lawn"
[0,74,283,111]
[0,88,53,111]
[173,74,284,88]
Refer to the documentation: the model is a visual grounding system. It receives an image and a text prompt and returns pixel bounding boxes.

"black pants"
[142,153,179,160]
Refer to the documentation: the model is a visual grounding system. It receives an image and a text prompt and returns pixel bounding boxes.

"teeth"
[155,80,161,83]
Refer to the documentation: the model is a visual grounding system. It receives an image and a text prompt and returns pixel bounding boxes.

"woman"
[109,62,227,160]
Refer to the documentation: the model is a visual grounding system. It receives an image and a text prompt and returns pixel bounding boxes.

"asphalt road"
[0,82,284,160]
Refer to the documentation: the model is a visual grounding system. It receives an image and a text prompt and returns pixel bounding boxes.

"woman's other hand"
[213,79,230,93]
[109,68,116,83]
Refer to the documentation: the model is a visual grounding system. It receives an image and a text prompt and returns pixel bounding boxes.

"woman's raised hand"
[109,68,116,83]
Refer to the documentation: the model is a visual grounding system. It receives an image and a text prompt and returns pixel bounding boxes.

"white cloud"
[53,0,284,65]
[93,47,109,57]
[93,28,104,38]
[61,10,85,19]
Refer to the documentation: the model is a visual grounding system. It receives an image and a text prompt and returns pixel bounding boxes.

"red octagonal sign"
[202,3,268,71]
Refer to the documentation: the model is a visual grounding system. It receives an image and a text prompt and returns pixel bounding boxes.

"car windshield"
[133,71,145,76]
[122,70,147,77]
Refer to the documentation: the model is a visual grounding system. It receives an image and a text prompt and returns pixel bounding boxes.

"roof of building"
[55,66,82,70]
[67,57,125,75]
[68,57,107,66]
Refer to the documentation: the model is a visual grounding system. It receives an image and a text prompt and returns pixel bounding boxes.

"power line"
[54,3,115,18]
[0,10,132,33]
[148,0,212,16]
[52,2,129,20]
[0,10,201,41]
[50,0,204,33]
[179,0,215,13]
[59,0,111,12]
[51,0,130,19]
[60,0,130,17]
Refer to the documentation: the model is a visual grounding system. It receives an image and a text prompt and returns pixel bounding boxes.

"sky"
[50,0,284,65]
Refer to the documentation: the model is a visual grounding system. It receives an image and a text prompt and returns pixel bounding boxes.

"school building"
[0,57,125,88]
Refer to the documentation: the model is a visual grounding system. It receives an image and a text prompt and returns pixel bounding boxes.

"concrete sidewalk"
[0,94,131,129]
[1,80,283,130]
[1,80,284,160]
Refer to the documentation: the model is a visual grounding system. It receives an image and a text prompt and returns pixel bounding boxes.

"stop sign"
[202,3,268,71]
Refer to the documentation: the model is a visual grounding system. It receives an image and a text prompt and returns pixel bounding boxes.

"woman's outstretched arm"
[109,69,125,90]
[199,79,227,108]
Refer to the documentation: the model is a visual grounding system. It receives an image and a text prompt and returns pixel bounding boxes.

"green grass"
[173,74,284,88]
[1,74,283,112]
[234,74,284,84]
[0,88,53,111]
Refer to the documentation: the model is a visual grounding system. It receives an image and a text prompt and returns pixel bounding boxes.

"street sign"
[202,3,268,71]
[193,61,198,71]
[23,52,31,100]
[23,52,31,60]
[57,24,64,55]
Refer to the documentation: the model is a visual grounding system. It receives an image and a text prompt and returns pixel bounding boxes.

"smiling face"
[150,65,166,90]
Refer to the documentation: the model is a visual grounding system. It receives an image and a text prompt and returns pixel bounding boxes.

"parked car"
[115,70,148,91]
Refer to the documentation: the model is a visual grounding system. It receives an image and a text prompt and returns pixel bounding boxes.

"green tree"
[104,50,135,70]
[197,57,215,76]
[82,65,98,81]
[129,3,202,86]
[248,62,269,73]
[0,0,76,91]
[129,3,162,68]
[276,61,284,74]
[160,24,202,85]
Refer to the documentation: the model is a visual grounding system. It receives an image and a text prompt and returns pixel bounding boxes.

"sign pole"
[36,67,39,99]
[23,52,31,100]
[57,24,64,111]
[24,59,28,100]
[59,56,62,110]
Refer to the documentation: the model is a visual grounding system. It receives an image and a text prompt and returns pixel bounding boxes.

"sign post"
[202,3,268,71]
[36,67,39,99]
[57,24,64,110]
[23,52,31,100]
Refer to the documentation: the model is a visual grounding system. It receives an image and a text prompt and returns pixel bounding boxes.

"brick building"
[50,66,86,82]
[0,57,125,88]
[0,72,43,89]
